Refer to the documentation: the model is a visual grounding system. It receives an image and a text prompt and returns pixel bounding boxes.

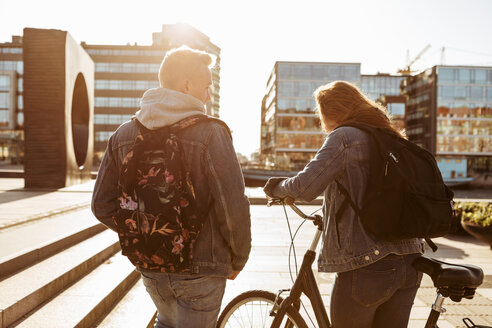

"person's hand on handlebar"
[263,177,288,198]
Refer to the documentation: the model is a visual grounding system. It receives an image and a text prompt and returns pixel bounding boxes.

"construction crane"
[397,44,431,75]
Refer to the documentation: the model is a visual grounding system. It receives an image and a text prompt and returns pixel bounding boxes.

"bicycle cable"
[283,203,322,328]
[282,203,299,277]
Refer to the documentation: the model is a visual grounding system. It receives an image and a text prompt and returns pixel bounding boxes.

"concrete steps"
[13,254,140,328]
[0,229,120,327]
[0,209,159,328]
[0,208,105,279]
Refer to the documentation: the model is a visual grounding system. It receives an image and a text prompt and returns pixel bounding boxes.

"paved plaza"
[0,178,491,327]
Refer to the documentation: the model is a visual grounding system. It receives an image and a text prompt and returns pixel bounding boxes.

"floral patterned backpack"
[113,114,224,273]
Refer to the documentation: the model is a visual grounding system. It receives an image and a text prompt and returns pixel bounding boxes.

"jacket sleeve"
[205,124,252,271]
[272,129,347,202]
[91,136,119,232]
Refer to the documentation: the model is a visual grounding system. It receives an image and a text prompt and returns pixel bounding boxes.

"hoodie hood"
[135,88,206,129]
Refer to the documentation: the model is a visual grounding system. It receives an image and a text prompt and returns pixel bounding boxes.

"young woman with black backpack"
[263,80,424,328]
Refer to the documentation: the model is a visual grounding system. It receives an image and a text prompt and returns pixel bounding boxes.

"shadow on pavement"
[444,233,488,246]
[0,188,53,205]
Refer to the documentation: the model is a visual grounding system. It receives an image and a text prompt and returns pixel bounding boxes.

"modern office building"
[0,23,221,164]
[401,65,492,181]
[260,61,361,168]
[361,73,407,131]
[0,36,23,163]
[260,63,408,169]
[360,73,406,101]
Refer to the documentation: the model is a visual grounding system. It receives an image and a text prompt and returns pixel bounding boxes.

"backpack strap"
[425,238,438,252]
[134,114,232,139]
[335,180,360,218]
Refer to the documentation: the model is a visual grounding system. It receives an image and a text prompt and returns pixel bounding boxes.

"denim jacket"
[91,88,252,277]
[271,126,423,273]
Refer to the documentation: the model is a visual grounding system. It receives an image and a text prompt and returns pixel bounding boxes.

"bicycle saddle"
[413,256,484,302]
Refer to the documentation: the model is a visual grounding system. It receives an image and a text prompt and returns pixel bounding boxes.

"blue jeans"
[330,253,422,328]
[139,271,226,328]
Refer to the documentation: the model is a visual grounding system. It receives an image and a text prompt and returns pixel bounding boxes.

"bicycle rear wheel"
[217,290,308,328]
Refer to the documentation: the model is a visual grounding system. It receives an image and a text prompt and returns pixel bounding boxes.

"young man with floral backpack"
[91,46,251,328]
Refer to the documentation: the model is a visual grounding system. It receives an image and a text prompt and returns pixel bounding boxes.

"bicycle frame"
[257,198,488,328]
[270,200,331,328]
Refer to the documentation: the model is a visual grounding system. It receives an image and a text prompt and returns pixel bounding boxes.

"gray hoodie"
[135,87,206,129]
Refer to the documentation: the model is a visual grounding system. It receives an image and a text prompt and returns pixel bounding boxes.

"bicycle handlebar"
[267,197,321,223]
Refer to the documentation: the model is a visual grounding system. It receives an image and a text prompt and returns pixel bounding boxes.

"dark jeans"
[330,253,422,328]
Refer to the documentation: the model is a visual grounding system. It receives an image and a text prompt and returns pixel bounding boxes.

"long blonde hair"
[314,81,404,137]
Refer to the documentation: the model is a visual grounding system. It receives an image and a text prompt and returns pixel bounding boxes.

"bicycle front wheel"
[217,290,308,328]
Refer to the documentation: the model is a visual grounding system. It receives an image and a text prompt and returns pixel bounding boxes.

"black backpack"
[335,124,456,251]
[112,114,229,272]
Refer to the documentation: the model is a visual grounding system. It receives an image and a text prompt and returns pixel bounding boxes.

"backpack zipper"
[389,152,398,163]
[385,153,399,176]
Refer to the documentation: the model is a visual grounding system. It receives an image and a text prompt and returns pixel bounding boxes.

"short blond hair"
[158,46,215,88]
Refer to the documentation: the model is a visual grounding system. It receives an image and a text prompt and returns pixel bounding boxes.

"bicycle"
[217,197,487,328]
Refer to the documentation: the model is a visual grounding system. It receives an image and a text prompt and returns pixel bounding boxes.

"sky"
[2,0,492,156]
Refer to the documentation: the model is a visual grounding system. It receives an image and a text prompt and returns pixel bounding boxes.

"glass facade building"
[0,24,221,165]
[0,36,23,162]
[261,61,360,168]
[260,63,409,169]
[361,74,407,131]
[401,65,492,179]
[360,74,405,101]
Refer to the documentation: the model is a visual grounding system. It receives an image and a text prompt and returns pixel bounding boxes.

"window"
[343,65,360,81]
[458,69,470,83]
[294,81,311,97]
[295,98,312,112]
[487,87,492,101]
[0,75,9,91]
[439,68,455,81]
[474,69,487,83]
[294,65,310,80]
[470,86,483,100]
[94,97,140,108]
[311,65,328,80]
[441,86,454,99]
[454,86,466,99]
[1,47,22,54]
[278,81,294,96]
[95,131,114,142]
[0,109,8,125]
[95,80,106,89]
[95,62,159,73]
[277,97,294,111]
[0,93,9,108]
[277,63,292,79]
[17,96,23,109]
[388,103,405,116]
[327,66,341,79]
[17,112,23,128]
[0,61,19,72]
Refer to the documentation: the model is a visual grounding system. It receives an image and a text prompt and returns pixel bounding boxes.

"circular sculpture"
[71,73,90,168]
